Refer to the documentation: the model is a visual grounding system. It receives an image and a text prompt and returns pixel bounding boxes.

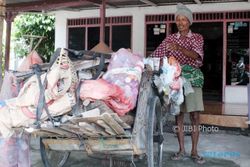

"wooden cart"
[20,49,164,167]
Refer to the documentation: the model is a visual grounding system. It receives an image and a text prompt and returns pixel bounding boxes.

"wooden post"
[0,0,5,88]
[248,83,250,123]
[248,23,250,124]
[100,0,106,42]
[4,11,17,70]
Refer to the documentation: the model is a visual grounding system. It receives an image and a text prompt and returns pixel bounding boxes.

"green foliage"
[13,13,55,62]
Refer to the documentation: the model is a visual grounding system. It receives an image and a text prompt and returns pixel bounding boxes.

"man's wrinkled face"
[176,15,190,32]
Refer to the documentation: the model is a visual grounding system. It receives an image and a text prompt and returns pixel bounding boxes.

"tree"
[13,13,55,61]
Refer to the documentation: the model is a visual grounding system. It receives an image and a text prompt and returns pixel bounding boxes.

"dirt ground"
[31,131,249,167]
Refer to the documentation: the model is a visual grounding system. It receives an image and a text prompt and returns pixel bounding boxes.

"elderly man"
[151,3,205,164]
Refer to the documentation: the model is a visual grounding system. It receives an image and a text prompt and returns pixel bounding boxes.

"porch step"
[203,101,248,116]
[200,114,248,128]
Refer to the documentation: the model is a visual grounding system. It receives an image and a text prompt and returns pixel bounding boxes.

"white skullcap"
[175,3,193,25]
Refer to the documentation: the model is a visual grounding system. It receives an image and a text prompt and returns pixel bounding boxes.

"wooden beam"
[6,0,92,12]
[140,0,157,7]
[86,0,117,8]
[194,0,202,4]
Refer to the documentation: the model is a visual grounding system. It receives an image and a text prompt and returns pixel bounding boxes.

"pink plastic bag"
[102,48,144,115]
[17,50,43,72]
[0,71,18,100]
[0,133,30,167]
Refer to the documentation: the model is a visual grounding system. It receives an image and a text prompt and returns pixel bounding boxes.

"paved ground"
[30,130,250,167]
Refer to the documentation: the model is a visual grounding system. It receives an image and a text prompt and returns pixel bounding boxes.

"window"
[87,27,100,50]
[146,24,166,56]
[226,22,249,86]
[67,16,132,51]
[68,27,85,50]
[112,25,131,51]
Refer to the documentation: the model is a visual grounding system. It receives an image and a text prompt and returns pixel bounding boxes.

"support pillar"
[100,0,106,42]
[4,11,17,70]
[0,0,5,88]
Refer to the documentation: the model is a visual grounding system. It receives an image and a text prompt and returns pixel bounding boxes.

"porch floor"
[200,101,248,128]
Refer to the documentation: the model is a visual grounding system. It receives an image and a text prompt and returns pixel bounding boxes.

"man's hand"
[144,64,154,77]
[167,43,182,51]
[145,64,153,71]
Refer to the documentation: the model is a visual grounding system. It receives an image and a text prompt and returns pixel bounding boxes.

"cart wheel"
[40,138,70,167]
[147,96,163,167]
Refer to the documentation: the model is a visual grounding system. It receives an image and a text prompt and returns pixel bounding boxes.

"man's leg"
[176,112,185,154]
[189,111,205,164]
[171,112,186,160]
[189,111,200,156]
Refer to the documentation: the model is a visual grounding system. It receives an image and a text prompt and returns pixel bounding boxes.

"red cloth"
[80,79,131,116]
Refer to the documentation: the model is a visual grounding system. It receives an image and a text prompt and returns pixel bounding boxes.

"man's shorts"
[182,87,204,112]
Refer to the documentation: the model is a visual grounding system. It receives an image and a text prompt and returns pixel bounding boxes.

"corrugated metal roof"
[5,0,249,12]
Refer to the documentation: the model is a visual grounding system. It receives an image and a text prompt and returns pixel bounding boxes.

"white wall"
[225,86,248,103]
[54,2,250,55]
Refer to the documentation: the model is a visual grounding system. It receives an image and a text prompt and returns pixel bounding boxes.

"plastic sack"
[17,50,43,72]
[0,133,30,167]
[0,71,18,100]
[102,48,144,115]
[182,77,194,96]
[106,48,144,70]
[153,56,184,116]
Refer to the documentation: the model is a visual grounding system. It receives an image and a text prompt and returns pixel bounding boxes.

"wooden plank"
[85,138,133,153]
[42,138,84,151]
[31,130,63,138]
[42,138,135,154]
[39,127,76,137]
[111,113,131,129]
[96,120,116,135]
[102,113,125,135]
[70,115,101,124]
[71,112,126,135]
[79,122,102,137]
[200,114,248,128]
[132,71,153,152]
[60,124,85,136]
[89,123,110,136]
[85,100,114,114]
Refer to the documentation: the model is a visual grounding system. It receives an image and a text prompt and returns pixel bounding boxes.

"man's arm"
[168,43,200,60]
[179,45,200,59]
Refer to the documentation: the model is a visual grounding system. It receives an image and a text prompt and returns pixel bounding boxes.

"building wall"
[54,2,250,104]
[54,2,250,54]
